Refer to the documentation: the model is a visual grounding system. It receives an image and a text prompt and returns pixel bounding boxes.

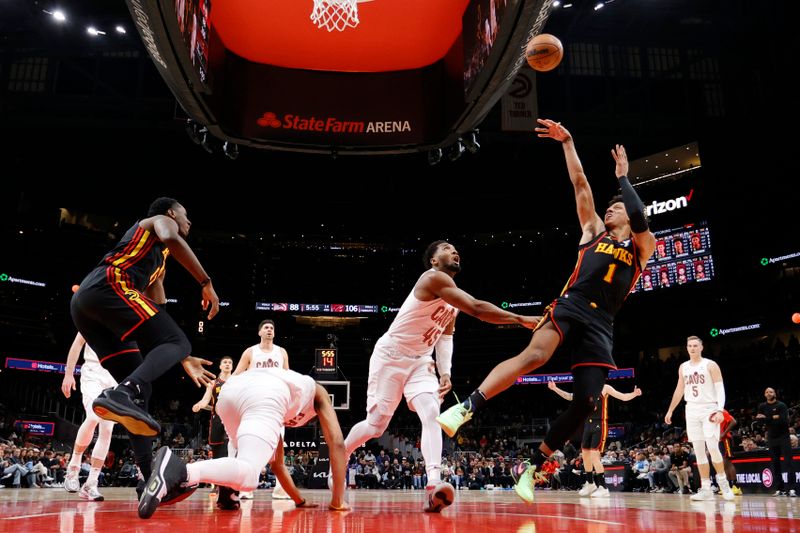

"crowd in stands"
[1,334,798,493]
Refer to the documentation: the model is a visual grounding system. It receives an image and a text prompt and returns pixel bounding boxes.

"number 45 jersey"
[378,268,459,357]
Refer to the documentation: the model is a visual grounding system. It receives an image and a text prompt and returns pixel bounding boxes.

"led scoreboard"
[255,302,379,313]
[315,348,338,374]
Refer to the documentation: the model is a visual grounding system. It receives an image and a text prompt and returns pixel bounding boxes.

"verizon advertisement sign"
[645,189,694,218]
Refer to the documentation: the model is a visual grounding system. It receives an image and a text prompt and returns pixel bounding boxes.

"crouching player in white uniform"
[138,368,349,519]
[61,332,118,501]
[665,335,734,501]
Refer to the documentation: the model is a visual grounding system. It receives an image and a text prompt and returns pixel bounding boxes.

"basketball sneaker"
[79,484,105,502]
[161,481,198,506]
[137,447,188,519]
[578,482,597,496]
[217,485,241,510]
[272,484,291,499]
[436,403,472,438]
[717,476,734,501]
[64,468,80,493]
[690,487,714,501]
[590,486,610,498]
[732,486,743,496]
[423,481,455,513]
[93,387,160,437]
[513,463,546,504]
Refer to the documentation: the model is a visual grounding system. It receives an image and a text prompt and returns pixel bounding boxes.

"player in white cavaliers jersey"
[138,368,349,518]
[665,335,733,501]
[341,240,540,512]
[234,319,289,373]
[61,332,118,501]
[233,319,291,499]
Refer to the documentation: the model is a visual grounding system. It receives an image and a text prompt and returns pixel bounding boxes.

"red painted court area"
[1,489,798,532]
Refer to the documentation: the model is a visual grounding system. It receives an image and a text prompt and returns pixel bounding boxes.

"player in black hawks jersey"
[438,119,656,503]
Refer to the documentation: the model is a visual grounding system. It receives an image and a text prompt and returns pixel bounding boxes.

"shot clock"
[315,348,338,374]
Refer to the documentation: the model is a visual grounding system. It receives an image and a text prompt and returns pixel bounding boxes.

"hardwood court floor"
[1,487,798,532]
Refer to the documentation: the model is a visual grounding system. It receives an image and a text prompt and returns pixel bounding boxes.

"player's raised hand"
[535,118,571,142]
[611,144,629,178]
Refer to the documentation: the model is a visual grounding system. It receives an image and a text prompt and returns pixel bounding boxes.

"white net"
[310,0,360,32]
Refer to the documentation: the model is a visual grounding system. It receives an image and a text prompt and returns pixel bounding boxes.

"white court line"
[465,511,625,526]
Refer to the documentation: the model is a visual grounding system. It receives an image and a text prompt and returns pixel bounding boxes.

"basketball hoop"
[310,0,360,32]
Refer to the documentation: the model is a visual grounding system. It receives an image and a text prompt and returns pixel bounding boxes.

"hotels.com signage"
[257,111,412,135]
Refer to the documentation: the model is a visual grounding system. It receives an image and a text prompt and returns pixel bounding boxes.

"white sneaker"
[578,482,597,496]
[789,489,797,497]
[271,485,291,499]
[590,486,610,498]
[64,470,80,493]
[239,491,253,500]
[717,477,734,501]
[78,485,105,502]
[690,488,714,501]
[424,482,455,513]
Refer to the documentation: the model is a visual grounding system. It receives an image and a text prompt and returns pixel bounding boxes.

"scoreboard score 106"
[315,348,337,374]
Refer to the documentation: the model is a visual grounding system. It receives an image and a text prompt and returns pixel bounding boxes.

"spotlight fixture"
[448,139,465,162]
[200,127,214,153]
[427,148,443,165]
[185,119,202,144]
[463,130,481,154]
[223,141,239,160]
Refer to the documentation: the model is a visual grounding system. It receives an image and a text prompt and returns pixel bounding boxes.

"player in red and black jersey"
[717,409,742,495]
[71,198,220,492]
[193,356,234,460]
[438,120,656,503]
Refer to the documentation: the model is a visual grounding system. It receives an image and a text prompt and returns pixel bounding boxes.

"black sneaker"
[93,388,160,437]
[137,466,197,505]
[138,447,188,519]
[136,479,145,501]
[216,485,241,511]
[162,482,199,506]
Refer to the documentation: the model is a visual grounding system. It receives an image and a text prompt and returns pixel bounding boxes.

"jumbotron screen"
[632,223,715,292]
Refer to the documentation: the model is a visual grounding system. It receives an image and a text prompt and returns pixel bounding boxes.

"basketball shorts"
[366,339,439,417]
[216,372,288,463]
[540,293,616,369]
[80,362,118,421]
[209,414,227,445]
[686,403,720,441]
[581,421,606,451]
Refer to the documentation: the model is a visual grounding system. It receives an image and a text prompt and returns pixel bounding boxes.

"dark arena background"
[1,0,798,531]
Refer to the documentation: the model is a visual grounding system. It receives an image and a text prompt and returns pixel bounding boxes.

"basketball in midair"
[526,33,563,72]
